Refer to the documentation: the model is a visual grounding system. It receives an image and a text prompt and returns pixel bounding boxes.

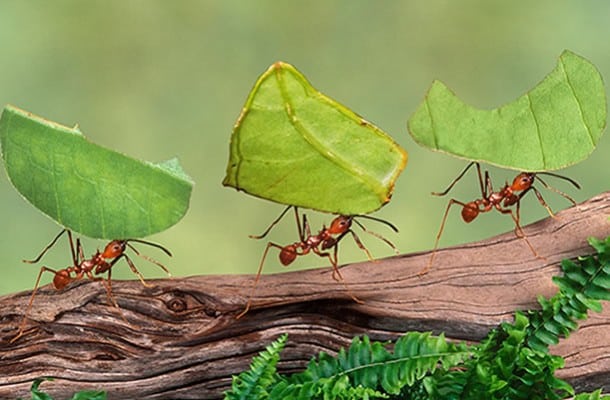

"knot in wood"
[166,296,188,312]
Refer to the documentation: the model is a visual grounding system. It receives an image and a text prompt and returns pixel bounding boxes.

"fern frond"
[573,389,610,399]
[227,237,610,400]
[269,376,388,400]
[528,237,610,352]
[224,334,287,400]
[271,332,469,399]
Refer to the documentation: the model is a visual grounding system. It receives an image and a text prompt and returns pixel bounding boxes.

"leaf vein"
[525,92,546,169]
[560,56,595,147]
[274,69,384,201]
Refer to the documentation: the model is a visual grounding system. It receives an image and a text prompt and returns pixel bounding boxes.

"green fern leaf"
[573,389,610,399]
[225,334,288,400]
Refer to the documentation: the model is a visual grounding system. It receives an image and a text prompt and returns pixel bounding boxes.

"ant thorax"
[305,233,324,248]
[489,190,507,204]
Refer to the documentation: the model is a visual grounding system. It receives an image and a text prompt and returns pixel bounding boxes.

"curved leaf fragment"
[223,61,407,215]
[0,105,193,239]
[408,50,607,171]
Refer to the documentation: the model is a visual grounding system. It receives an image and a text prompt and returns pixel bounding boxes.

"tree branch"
[1,191,609,399]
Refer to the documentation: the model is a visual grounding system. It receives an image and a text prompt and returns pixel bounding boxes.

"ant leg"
[352,219,399,254]
[237,242,285,319]
[314,247,364,304]
[534,176,578,209]
[300,211,314,243]
[323,238,345,281]
[125,243,172,277]
[115,254,155,288]
[249,205,294,239]
[422,199,476,276]
[331,244,341,280]
[294,207,305,241]
[497,206,541,259]
[514,200,524,238]
[65,231,78,266]
[510,186,533,237]
[11,266,62,343]
[76,237,85,264]
[346,229,374,261]
[320,228,353,280]
[96,269,129,323]
[102,268,120,309]
[482,166,493,198]
[23,229,68,264]
[530,187,555,218]
[432,161,476,196]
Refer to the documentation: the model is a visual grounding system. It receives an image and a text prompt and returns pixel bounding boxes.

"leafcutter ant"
[11,229,172,342]
[237,206,399,318]
[423,161,580,275]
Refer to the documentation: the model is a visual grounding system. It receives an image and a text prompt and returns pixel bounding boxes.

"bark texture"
[0,192,609,399]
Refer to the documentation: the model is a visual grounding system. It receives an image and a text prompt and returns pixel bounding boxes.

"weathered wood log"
[0,192,609,399]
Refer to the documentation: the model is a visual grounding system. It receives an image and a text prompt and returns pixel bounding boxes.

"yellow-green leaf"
[223,62,407,215]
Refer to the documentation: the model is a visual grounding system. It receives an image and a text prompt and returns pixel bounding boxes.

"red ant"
[422,161,580,274]
[237,206,399,318]
[11,229,172,342]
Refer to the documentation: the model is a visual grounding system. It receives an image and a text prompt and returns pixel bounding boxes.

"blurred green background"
[1,1,609,296]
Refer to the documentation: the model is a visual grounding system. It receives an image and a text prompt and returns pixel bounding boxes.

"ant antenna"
[352,218,399,254]
[536,171,581,189]
[534,175,579,206]
[124,238,173,257]
[124,240,172,276]
[353,214,399,233]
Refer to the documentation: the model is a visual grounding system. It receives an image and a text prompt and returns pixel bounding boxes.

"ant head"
[328,215,353,235]
[102,240,127,259]
[511,173,535,191]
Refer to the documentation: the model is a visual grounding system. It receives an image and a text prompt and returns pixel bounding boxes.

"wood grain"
[1,191,609,399]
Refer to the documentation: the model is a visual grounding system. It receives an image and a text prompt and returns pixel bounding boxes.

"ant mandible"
[11,229,172,342]
[422,161,580,275]
[237,206,399,318]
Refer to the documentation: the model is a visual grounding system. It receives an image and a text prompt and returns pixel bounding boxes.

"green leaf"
[223,61,407,215]
[407,50,606,171]
[0,105,193,239]
[225,334,287,400]
[574,389,610,400]
[29,378,54,400]
[69,391,107,400]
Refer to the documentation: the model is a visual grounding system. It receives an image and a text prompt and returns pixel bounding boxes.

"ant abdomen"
[53,270,71,290]
[279,245,298,265]
[461,202,478,223]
